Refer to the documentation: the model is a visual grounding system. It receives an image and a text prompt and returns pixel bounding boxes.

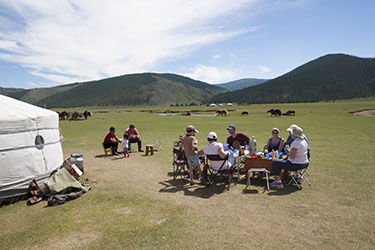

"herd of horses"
[217,108,295,116]
[57,110,92,121]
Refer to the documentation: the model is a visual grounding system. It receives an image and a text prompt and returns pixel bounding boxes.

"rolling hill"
[216,78,268,91]
[2,73,227,108]
[210,54,375,104]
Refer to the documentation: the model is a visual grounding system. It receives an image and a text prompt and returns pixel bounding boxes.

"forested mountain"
[1,73,226,108]
[217,78,268,91]
[210,54,375,104]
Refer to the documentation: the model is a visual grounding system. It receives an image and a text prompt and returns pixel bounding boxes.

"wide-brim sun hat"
[272,127,280,133]
[289,126,305,139]
[207,132,217,140]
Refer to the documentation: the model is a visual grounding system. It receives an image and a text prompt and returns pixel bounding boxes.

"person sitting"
[199,132,235,176]
[226,124,250,149]
[265,128,285,152]
[284,124,310,158]
[181,125,202,185]
[125,124,144,152]
[103,126,121,155]
[270,126,309,189]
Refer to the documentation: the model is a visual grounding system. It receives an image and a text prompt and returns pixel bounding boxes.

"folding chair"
[102,143,112,156]
[247,168,270,191]
[287,164,311,189]
[154,139,163,151]
[172,148,188,180]
[204,155,235,190]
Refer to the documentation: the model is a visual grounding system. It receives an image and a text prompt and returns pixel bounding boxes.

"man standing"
[181,125,202,185]
[125,124,144,152]
[103,126,120,155]
[226,124,250,149]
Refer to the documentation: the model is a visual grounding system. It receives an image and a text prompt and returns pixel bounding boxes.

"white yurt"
[0,94,63,198]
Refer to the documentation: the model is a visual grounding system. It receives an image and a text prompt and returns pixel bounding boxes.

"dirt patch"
[349,109,375,116]
[31,232,100,250]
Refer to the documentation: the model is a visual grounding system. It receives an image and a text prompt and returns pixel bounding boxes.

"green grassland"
[1,99,375,249]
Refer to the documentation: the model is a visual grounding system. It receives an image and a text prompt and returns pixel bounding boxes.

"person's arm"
[134,128,140,138]
[198,149,205,155]
[218,145,229,159]
[289,148,297,159]
[265,138,270,150]
[278,138,285,152]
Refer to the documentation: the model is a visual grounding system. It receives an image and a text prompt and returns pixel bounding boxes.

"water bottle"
[244,144,249,156]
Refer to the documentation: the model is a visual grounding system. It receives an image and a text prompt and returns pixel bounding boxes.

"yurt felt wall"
[0,94,63,198]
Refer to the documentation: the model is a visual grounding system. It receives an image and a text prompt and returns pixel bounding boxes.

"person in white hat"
[265,127,285,152]
[198,132,235,176]
[270,126,309,189]
[181,125,202,185]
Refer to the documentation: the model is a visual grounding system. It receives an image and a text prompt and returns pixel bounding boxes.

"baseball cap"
[186,125,199,133]
[227,124,236,130]
[207,132,217,140]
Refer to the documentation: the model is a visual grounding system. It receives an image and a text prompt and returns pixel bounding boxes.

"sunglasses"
[272,131,279,134]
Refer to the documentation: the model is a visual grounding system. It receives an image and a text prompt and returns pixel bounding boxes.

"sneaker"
[270,180,284,189]
[139,149,144,152]
[113,152,120,156]
[296,176,303,184]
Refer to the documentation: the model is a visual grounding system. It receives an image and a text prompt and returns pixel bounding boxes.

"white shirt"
[122,139,129,149]
[202,142,232,171]
[290,138,309,164]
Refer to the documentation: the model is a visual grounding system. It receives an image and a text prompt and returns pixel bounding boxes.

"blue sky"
[0,0,374,89]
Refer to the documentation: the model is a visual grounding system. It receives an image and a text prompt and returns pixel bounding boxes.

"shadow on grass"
[267,184,301,196]
[158,178,227,199]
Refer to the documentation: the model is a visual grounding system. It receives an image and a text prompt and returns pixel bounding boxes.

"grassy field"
[1,99,375,249]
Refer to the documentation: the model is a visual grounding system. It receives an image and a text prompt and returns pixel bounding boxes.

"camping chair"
[286,163,311,189]
[204,155,235,190]
[172,148,188,180]
[102,143,112,156]
[154,139,163,151]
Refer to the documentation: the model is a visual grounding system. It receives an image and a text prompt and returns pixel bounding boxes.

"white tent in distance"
[0,94,63,198]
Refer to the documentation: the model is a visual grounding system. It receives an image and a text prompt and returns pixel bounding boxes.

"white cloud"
[0,0,258,84]
[257,66,271,73]
[212,55,221,60]
[184,65,237,83]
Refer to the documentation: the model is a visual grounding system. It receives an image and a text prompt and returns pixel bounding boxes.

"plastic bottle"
[271,149,275,159]
[244,144,249,156]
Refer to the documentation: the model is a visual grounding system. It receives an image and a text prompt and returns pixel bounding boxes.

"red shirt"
[103,132,118,144]
[226,132,250,147]
[125,128,139,136]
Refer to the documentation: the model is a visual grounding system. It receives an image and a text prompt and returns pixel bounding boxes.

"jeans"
[271,160,309,176]
[103,142,118,154]
[129,138,142,151]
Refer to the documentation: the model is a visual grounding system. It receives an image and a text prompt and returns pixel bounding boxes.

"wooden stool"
[102,143,112,156]
[145,145,154,156]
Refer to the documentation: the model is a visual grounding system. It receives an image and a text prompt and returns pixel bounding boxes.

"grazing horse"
[71,111,84,120]
[286,110,295,116]
[83,110,92,119]
[267,108,282,117]
[59,111,69,120]
[241,111,249,116]
[216,109,229,116]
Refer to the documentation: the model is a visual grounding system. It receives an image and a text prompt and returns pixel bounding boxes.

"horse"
[286,110,295,116]
[241,111,249,116]
[59,111,69,120]
[267,108,282,117]
[83,110,92,119]
[216,109,229,116]
[71,111,84,120]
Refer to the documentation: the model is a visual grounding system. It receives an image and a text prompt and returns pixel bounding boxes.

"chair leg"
[287,171,302,189]
[265,171,270,191]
